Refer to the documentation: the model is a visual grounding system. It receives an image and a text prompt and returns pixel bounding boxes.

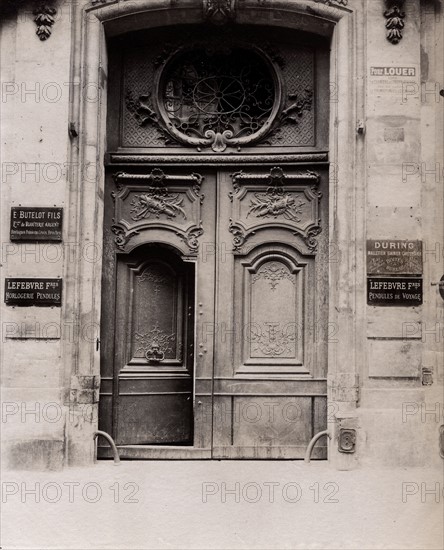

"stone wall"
[359,0,443,469]
[1,0,442,469]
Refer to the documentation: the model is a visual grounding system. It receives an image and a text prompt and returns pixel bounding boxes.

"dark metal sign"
[4,278,62,307]
[10,207,63,241]
[367,277,422,306]
[367,240,422,275]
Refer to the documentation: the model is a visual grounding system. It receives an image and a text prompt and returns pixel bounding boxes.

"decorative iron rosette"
[153,44,283,152]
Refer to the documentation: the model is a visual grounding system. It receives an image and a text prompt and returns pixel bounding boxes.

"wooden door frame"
[64,0,366,466]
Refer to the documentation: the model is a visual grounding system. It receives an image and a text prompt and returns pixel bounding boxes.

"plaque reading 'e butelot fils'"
[10,207,63,241]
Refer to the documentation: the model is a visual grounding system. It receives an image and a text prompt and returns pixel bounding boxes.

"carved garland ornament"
[247,186,306,222]
[33,5,57,40]
[130,191,186,221]
[384,0,406,44]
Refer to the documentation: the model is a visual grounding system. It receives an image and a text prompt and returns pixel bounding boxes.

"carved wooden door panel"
[99,164,328,459]
[212,166,328,459]
[99,168,216,458]
[112,248,195,445]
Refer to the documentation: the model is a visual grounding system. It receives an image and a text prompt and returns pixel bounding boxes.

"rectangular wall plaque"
[370,67,416,77]
[4,278,62,307]
[367,240,422,275]
[10,207,63,241]
[367,277,423,307]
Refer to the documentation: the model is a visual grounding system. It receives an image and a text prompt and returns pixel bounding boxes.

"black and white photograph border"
[0,0,443,549]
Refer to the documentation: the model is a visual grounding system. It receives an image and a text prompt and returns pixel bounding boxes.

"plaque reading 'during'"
[5,278,62,307]
[10,207,63,241]
[367,277,423,307]
[367,240,422,275]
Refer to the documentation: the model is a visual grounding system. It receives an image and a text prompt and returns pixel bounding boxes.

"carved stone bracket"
[33,5,57,41]
[229,167,322,253]
[384,0,406,44]
[204,0,236,24]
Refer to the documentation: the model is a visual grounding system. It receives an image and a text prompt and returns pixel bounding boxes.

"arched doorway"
[98,22,331,459]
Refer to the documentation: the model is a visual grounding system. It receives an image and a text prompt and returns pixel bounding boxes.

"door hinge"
[96,337,100,351]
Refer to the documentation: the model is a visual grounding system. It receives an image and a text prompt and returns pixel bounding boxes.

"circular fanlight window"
[156,47,281,152]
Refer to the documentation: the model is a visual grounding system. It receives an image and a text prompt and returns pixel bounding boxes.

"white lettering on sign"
[370,67,416,77]
[370,281,420,291]
[374,241,415,250]
[7,281,45,290]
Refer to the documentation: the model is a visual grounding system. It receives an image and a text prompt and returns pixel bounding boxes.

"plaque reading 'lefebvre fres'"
[4,278,62,307]
[367,277,423,306]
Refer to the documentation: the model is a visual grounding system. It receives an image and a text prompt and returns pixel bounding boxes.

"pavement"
[1,460,443,550]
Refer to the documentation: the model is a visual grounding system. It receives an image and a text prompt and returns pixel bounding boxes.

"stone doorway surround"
[65,0,365,468]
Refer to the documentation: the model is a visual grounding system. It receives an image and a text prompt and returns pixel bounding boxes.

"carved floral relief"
[111,169,204,253]
[229,167,322,253]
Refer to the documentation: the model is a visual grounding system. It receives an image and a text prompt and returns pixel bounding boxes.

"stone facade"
[1,0,443,470]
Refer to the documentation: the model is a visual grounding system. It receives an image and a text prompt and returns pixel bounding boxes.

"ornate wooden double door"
[98,24,330,459]
[99,164,328,459]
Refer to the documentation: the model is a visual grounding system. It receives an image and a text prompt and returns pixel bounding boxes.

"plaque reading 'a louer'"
[10,207,63,241]
[367,240,422,275]
[4,278,62,307]
[367,277,423,307]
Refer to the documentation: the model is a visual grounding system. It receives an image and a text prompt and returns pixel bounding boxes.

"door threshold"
[98,445,212,460]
